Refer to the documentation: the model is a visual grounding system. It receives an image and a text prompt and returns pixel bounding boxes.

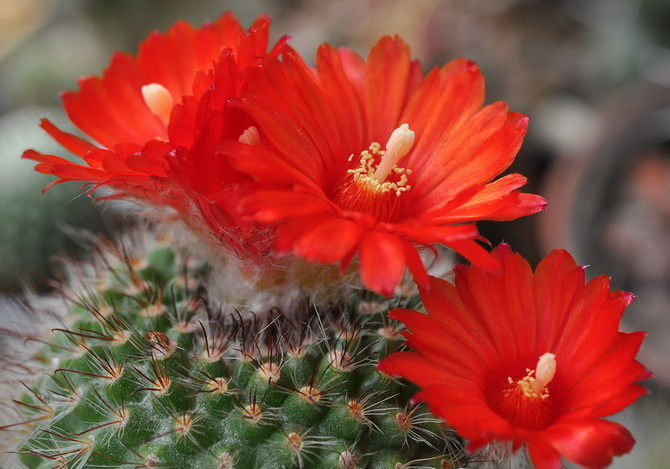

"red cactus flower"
[23,12,286,209]
[378,244,650,469]
[225,37,546,296]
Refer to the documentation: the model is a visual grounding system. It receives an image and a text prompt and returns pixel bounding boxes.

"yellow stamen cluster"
[348,143,412,197]
[508,353,556,400]
[509,370,550,400]
[347,123,415,197]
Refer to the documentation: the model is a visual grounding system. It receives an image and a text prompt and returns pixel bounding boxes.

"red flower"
[378,245,650,469]
[225,37,546,296]
[23,12,285,209]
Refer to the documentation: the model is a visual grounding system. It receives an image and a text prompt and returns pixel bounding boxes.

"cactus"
[7,10,646,469]
[1,229,469,469]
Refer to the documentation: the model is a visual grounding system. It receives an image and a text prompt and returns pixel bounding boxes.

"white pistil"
[238,125,261,146]
[508,352,556,400]
[141,83,173,125]
[372,123,415,183]
[531,353,556,394]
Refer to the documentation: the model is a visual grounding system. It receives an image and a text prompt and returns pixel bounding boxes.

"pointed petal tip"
[21,149,37,160]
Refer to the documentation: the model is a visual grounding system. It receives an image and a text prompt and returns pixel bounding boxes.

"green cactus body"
[1,236,469,468]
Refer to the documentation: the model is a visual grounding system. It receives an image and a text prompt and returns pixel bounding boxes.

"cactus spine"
[1,230,469,469]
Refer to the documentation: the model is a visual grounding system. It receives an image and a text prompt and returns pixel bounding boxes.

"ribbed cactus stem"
[0,232,469,469]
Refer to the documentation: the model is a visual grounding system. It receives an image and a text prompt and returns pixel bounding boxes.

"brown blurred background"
[1,0,669,467]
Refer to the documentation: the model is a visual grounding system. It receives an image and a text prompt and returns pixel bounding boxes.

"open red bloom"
[23,12,285,210]
[226,37,546,296]
[378,244,650,469]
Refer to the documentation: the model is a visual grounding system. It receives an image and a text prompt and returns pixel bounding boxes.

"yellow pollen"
[508,353,556,400]
[347,123,415,197]
[141,83,173,125]
[238,125,261,145]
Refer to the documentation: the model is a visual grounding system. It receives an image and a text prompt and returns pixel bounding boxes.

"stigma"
[141,83,173,125]
[509,353,557,400]
[348,123,415,196]
[373,123,415,182]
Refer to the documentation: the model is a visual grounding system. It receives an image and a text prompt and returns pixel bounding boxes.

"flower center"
[516,352,556,398]
[335,124,415,221]
[141,83,173,125]
[490,353,557,431]
[348,123,415,196]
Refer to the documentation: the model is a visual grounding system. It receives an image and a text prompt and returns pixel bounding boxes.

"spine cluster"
[1,233,468,469]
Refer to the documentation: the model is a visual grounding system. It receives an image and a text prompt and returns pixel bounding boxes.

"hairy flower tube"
[378,244,650,469]
[224,37,546,296]
[22,12,286,211]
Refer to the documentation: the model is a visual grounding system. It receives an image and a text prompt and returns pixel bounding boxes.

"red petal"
[564,332,649,415]
[388,307,489,379]
[542,420,635,469]
[401,241,429,289]
[416,277,497,364]
[45,163,107,182]
[445,238,501,272]
[22,149,72,166]
[236,53,339,183]
[39,119,96,157]
[280,215,365,265]
[315,44,365,150]
[358,230,406,296]
[417,109,528,213]
[240,191,332,223]
[392,222,478,245]
[225,141,323,192]
[429,174,547,223]
[377,351,466,388]
[64,53,165,148]
[528,436,563,469]
[419,385,524,450]
[363,36,420,141]
[403,59,485,174]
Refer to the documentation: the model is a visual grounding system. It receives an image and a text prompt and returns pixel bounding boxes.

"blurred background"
[1,0,669,466]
